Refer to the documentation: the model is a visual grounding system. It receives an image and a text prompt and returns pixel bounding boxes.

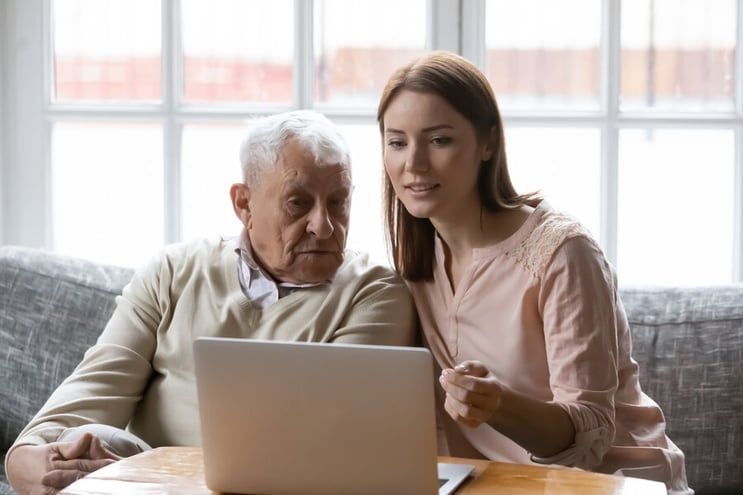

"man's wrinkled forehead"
[277,162,352,192]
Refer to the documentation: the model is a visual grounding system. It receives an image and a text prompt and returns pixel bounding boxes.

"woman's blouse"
[408,202,691,494]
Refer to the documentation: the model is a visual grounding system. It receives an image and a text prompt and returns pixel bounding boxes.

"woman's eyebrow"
[385,124,454,134]
[422,124,454,132]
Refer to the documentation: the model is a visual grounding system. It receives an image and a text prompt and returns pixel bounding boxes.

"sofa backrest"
[621,286,743,495]
[0,246,133,481]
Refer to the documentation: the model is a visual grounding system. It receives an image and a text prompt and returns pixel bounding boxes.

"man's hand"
[7,432,121,495]
[439,360,505,428]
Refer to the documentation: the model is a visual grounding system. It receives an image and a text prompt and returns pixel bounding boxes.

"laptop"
[193,337,474,495]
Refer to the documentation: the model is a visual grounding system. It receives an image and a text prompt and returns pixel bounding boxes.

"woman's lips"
[405,183,440,195]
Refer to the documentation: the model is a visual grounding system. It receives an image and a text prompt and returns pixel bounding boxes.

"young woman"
[377,51,691,495]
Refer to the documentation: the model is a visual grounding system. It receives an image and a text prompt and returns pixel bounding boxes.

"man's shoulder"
[149,236,237,272]
[162,235,235,255]
[335,249,401,285]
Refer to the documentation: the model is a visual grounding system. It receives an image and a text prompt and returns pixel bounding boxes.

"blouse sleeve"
[531,236,620,469]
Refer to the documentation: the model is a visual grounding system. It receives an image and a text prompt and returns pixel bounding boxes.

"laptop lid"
[193,337,472,495]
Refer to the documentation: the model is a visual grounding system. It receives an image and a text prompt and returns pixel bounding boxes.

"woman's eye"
[431,136,452,145]
[387,140,406,149]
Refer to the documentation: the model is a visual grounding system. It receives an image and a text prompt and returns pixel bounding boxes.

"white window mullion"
[600,124,619,269]
[163,119,182,245]
[0,0,5,246]
[430,0,463,54]
[42,0,55,250]
[3,0,49,249]
[600,0,621,268]
[295,0,313,109]
[163,0,180,244]
[733,0,743,282]
[734,123,743,282]
[738,0,743,116]
[459,0,484,64]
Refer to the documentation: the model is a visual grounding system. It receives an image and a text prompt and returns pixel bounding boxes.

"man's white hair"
[239,110,351,187]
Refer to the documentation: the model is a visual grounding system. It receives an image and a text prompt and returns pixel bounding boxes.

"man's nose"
[307,205,334,239]
[404,143,428,172]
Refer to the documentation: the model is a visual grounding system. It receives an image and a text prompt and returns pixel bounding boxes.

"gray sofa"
[1,245,741,495]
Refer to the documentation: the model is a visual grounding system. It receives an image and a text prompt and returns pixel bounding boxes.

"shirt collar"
[236,230,330,290]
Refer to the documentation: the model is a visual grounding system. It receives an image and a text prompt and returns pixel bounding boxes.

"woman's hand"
[439,360,506,428]
[439,359,577,458]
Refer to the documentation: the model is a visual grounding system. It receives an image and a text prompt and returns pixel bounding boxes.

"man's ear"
[230,183,251,227]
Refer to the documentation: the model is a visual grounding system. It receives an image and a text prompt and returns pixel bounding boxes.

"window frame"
[0,0,5,247]
[2,0,742,282]
[1,0,458,245]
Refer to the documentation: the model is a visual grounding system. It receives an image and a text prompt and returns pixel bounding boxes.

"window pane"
[314,0,427,108]
[620,0,736,112]
[618,129,734,285]
[181,0,294,104]
[181,124,246,240]
[52,123,164,267]
[505,128,601,238]
[52,0,161,102]
[485,0,601,111]
[338,124,388,266]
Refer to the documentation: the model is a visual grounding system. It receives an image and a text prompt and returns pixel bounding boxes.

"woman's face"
[382,90,492,223]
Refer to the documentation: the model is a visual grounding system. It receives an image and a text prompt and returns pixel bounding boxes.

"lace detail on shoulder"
[506,210,596,279]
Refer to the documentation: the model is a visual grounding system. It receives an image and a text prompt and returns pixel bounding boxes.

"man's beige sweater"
[9,237,416,452]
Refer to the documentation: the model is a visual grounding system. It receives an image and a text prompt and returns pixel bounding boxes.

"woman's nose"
[404,144,429,172]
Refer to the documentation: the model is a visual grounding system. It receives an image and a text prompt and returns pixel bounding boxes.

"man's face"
[240,139,352,284]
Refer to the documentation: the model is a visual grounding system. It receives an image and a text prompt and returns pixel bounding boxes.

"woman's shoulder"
[506,204,600,278]
[533,206,596,247]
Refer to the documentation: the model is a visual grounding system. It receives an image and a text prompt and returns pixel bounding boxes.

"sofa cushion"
[0,246,133,494]
[621,286,743,495]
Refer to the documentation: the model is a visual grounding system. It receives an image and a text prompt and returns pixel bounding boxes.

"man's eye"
[330,198,349,209]
[287,198,309,210]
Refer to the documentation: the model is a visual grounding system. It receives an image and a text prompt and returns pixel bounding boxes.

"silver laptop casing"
[194,338,446,495]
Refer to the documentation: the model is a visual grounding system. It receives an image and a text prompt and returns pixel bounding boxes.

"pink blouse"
[408,202,691,494]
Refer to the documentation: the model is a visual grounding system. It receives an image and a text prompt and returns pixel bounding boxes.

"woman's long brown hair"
[377,51,540,281]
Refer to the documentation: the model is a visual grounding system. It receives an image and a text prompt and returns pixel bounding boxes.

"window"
[470,0,741,285]
[4,0,427,267]
[2,0,741,285]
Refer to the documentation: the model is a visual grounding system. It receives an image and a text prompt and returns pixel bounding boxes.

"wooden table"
[60,446,666,495]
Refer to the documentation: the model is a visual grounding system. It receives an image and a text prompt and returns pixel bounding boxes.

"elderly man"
[6,110,416,493]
